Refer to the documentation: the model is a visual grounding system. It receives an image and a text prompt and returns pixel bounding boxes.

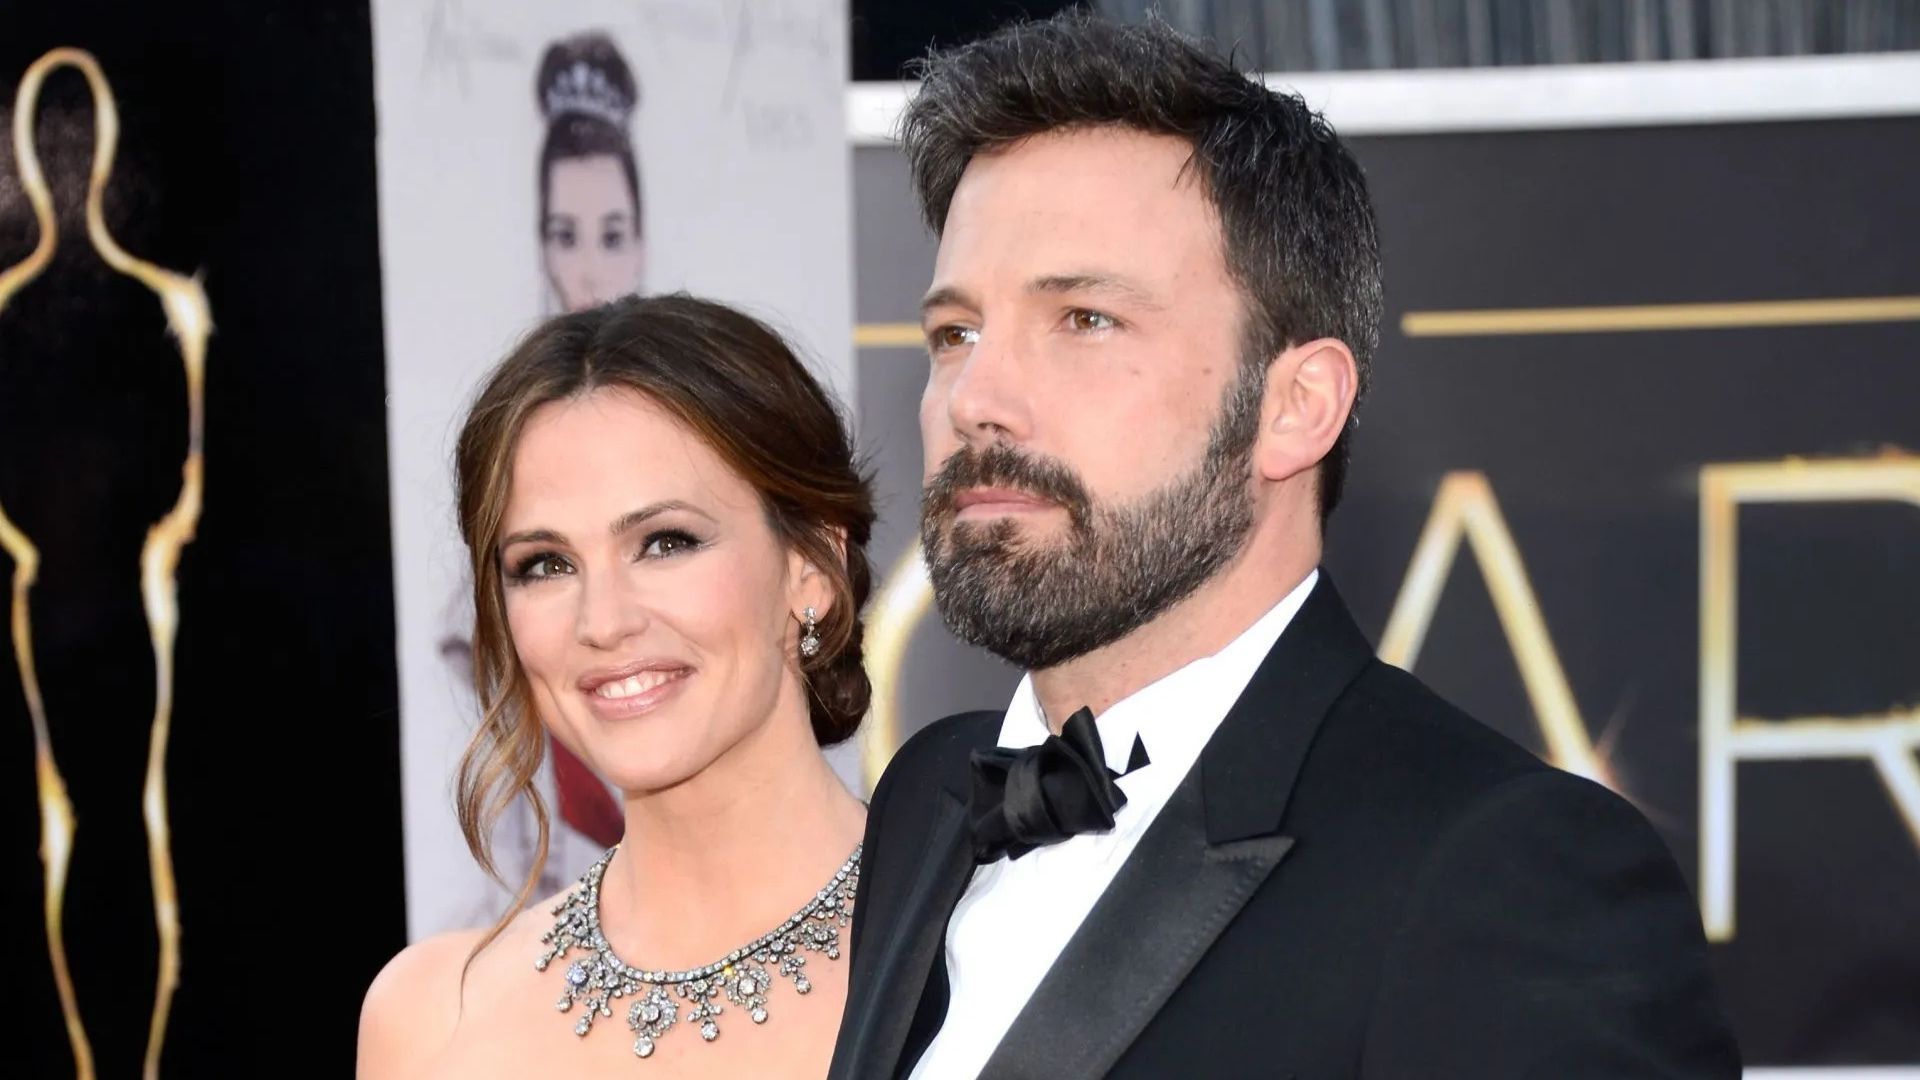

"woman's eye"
[642,530,701,558]
[601,230,625,251]
[511,553,573,582]
[549,228,577,249]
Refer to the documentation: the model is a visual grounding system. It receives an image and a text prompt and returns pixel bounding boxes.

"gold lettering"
[860,542,933,793]
[1379,472,1611,784]
[1698,457,1920,941]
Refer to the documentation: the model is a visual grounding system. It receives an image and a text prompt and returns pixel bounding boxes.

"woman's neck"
[595,685,865,969]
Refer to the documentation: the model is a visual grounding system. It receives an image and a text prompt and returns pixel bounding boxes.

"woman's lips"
[578,662,694,720]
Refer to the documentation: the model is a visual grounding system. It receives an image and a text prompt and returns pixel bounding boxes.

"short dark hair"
[900,12,1382,521]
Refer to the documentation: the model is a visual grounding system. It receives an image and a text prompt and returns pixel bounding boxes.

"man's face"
[918,127,1263,670]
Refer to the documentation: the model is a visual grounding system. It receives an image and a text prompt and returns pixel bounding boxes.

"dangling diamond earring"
[799,606,821,658]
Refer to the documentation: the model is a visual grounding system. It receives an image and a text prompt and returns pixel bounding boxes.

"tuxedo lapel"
[980,772,1294,1079]
[833,717,993,1080]
[980,577,1375,1079]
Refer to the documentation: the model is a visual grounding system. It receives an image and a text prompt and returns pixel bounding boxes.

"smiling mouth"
[592,669,691,700]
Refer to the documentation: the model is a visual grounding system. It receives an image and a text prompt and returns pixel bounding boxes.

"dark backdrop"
[0,2,403,1074]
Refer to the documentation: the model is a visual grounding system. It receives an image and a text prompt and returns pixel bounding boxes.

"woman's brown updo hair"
[452,293,874,921]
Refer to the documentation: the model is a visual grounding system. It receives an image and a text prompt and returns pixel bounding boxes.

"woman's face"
[542,154,644,312]
[497,388,826,796]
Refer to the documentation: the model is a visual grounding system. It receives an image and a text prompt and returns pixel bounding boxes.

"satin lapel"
[978,775,1294,1079]
[834,793,972,1079]
[979,576,1375,1079]
[833,715,991,1080]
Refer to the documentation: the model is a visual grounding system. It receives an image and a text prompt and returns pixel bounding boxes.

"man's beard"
[920,364,1264,671]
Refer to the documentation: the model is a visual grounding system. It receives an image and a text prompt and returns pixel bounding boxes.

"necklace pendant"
[545,843,859,1063]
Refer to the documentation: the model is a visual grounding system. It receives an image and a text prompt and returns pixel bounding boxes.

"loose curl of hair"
[452,294,873,954]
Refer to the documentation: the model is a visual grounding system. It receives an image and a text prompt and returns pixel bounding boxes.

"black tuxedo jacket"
[830,578,1739,1079]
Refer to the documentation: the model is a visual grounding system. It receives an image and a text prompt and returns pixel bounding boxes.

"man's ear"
[1254,337,1357,484]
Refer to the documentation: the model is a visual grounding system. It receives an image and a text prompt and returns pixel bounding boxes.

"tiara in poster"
[544,59,628,126]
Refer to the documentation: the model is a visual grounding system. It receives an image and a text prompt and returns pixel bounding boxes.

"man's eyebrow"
[920,285,979,320]
[1028,272,1165,310]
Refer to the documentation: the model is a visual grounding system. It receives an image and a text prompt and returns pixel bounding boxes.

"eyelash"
[927,324,978,353]
[1065,308,1118,333]
[642,529,703,559]
[507,552,571,583]
[924,308,1119,353]
[504,529,705,585]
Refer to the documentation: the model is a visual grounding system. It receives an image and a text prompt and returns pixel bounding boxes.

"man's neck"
[1030,542,1319,731]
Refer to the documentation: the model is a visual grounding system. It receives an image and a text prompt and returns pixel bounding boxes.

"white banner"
[373,0,853,942]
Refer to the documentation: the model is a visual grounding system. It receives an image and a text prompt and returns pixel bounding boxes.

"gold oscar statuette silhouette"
[0,48,212,1080]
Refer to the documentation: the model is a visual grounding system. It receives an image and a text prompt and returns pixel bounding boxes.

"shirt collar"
[996,568,1321,775]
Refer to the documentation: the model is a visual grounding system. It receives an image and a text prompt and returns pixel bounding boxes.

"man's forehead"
[955,127,1202,201]
[934,132,1227,290]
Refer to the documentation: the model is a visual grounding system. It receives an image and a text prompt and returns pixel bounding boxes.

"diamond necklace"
[538,843,861,1060]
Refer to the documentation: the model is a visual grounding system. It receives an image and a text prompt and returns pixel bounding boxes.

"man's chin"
[943,514,1071,550]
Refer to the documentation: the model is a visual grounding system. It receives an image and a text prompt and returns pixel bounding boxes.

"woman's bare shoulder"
[357,898,564,1078]
[358,928,485,1077]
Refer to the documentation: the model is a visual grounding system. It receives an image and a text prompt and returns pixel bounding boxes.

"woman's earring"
[799,606,821,659]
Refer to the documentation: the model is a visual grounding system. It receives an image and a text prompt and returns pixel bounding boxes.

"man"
[833,13,1738,1079]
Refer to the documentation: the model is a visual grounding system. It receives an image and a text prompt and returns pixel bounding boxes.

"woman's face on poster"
[542,154,643,312]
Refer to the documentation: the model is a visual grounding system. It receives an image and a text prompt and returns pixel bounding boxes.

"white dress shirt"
[908,570,1320,1079]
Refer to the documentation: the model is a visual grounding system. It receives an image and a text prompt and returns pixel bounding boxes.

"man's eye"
[929,325,980,351]
[1067,309,1116,332]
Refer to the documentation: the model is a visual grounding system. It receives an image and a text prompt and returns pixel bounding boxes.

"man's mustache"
[922,444,1093,530]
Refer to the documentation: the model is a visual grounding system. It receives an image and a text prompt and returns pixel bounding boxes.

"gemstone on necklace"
[551,845,860,1054]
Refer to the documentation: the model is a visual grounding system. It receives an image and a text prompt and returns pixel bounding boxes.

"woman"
[537,32,646,312]
[361,295,873,1076]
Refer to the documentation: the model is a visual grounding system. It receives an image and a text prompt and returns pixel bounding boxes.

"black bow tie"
[967,707,1146,864]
